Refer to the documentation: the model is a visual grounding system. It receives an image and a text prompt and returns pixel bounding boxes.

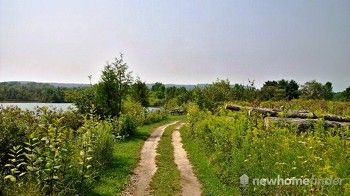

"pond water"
[146,107,161,112]
[0,102,76,111]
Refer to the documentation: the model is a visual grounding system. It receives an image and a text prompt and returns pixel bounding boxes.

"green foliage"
[231,83,257,101]
[89,116,183,195]
[144,109,168,125]
[164,86,190,106]
[185,101,350,195]
[130,79,150,107]
[323,82,334,100]
[180,125,239,195]
[0,107,115,195]
[301,80,334,100]
[110,100,147,137]
[260,79,300,100]
[163,98,179,111]
[151,82,166,99]
[0,82,66,103]
[122,100,146,126]
[343,87,350,101]
[202,79,232,110]
[0,79,348,107]
[113,114,138,137]
[4,145,27,182]
[95,54,132,118]
[91,122,114,168]
[257,99,350,116]
[188,80,257,110]
[64,86,96,114]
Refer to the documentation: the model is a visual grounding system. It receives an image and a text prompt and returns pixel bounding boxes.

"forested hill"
[0,81,82,103]
[0,81,207,103]
[146,83,208,90]
[5,81,90,88]
[1,80,349,103]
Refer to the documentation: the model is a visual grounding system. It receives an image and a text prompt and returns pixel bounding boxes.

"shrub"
[91,121,114,168]
[122,100,145,126]
[144,109,168,125]
[0,107,115,195]
[111,114,137,138]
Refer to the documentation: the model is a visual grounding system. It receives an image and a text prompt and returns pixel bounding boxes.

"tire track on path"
[123,121,178,196]
[172,123,202,196]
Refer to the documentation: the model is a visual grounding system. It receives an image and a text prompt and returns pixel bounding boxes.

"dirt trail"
[123,121,178,196]
[172,123,202,196]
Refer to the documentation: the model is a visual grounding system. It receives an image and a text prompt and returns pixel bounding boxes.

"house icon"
[240,174,249,186]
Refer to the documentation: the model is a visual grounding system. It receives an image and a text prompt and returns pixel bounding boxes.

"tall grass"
[186,101,350,195]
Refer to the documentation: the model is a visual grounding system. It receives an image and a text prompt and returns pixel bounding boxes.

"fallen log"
[225,104,282,116]
[323,114,350,123]
[281,111,317,119]
[264,117,350,133]
[249,107,281,117]
[225,104,349,123]
[169,107,185,115]
[225,104,241,111]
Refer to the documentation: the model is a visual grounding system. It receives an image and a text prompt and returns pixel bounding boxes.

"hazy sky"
[0,0,349,91]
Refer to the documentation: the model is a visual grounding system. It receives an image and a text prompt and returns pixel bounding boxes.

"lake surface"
[0,103,160,112]
[0,103,76,111]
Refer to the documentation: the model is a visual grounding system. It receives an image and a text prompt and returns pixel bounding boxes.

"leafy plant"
[4,145,27,182]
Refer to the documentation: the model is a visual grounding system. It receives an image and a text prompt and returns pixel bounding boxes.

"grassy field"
[182,102,350,195]
[180,125,240,196]
[89,115,184,196]
[149,123,182,196]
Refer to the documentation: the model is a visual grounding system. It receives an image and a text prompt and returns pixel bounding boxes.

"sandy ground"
[123,121,178,196]
[172,123,202,196]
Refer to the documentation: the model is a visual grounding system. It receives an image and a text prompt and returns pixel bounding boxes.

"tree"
[176,87,190,105]
[95,54,132,118]
[259,80,299,100]
[130,79,149,107]
[323,82,333,100]
[285,80,300,100]
[165,86,177,100]
[65,87,96,114]
[202,79,232,110]
[343,86,350,100]
[301,80,325,99]
[230,83,258,101]
[260,81,279,100]
[151,82,165,99]
[0,82,67,103]
[191,87,205,109]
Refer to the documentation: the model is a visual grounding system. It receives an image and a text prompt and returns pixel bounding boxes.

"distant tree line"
[0,82,65,102]
[1,78,349,109]
[146,79,350,111]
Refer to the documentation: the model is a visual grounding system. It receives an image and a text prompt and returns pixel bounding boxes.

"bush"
[0,107,115,195]
[112,114,138,138]
[122,100,145,126]
[91,121,114,168]
[144,109,168,125]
